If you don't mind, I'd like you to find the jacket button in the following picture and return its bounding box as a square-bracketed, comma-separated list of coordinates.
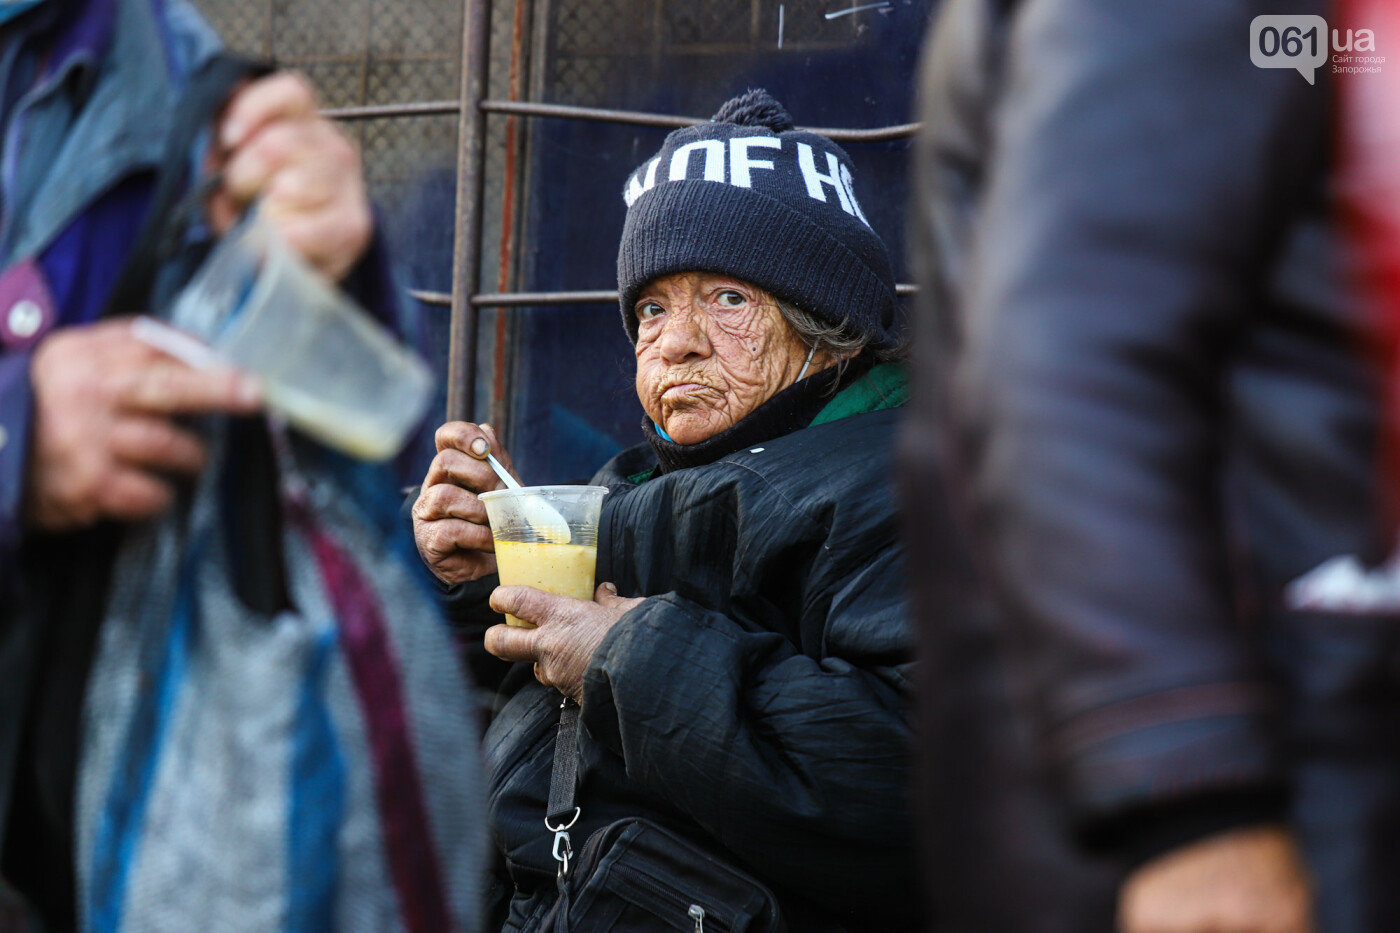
[7, 300, 42, 339]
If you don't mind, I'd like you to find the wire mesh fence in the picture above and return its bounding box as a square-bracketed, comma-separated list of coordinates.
[190, 0, 503, 455]
[192, 0, 465, 235]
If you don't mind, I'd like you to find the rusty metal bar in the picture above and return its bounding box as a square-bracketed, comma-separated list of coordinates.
[478, 99, 920, 141]
[446, 0, 492, 423]
[489, 0, 533, 437]
[412, 284, 919, 308]
[475, 289, 620, 306]
[795, 123, 921, 143]
[410, 289, 615, 307]
[322, 100, 461, 121]
[478, 99, 694, 129]
[410, 290, 452, 306]
[324, 98, 920, 143]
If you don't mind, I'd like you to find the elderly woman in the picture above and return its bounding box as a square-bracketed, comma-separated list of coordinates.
[413, 90, 913, 930]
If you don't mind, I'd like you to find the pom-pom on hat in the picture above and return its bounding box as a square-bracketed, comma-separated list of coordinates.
[616, 89, 897, 349]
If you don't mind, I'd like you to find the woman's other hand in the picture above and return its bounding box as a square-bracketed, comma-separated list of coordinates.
[485, 583, 645, 702]
[412, 421, 516, 585]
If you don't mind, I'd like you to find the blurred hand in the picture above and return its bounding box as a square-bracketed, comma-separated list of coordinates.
[210, 71, 371, 282]
[25, 319, 262, 531]
[485, 582, 646, 701]
[412, 421, 517, 585]
[1118, 825, 1314, 933]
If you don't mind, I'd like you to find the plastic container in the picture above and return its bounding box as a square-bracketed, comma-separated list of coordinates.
[168, 210, 433, 461]
[479, 485, 608, 627]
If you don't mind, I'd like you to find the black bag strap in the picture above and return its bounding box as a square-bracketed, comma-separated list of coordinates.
[546, 696, 582, 883]
[102, 54, 271, 318]
[547, 697, 581, 824]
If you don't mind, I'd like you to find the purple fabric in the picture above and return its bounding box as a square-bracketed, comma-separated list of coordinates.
[0, 258, 55, 350]
[0, 174, 152, 586]
[0, 262, 49, 552]
[38, 173, 153, 324]
[292, 500, 452, 933]
[40, 0, 114, 83]
[0, 0, 126, 586]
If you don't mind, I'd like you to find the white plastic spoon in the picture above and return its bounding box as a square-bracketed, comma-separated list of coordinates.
[482, 450, 571, 544]
[485, 452, 522, 489]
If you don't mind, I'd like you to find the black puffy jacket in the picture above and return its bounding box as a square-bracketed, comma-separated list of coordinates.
[906, 0, 1399, 929]
[452, 379, 915, 931]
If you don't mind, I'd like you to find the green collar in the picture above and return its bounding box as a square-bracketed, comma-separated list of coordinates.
[810, 361, 908, 426]
[625, 363, 907, 484]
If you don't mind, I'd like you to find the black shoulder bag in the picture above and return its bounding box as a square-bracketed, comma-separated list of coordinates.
[535, 698, 787, 933]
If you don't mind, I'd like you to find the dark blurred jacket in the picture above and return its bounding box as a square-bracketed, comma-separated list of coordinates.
[906, 0, 1399, 929]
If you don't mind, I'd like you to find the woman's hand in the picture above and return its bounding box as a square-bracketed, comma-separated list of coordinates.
[485, 582, 646, 702]
[412, 421, 517, 585]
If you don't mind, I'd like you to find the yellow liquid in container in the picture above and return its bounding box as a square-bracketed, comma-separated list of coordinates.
[263, 381, 401, 461]
[493, 541, 599, 627]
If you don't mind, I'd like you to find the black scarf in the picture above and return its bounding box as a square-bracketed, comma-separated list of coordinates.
[643, 357, 872, 475]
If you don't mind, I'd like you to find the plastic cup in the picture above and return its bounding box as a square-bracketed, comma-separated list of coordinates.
[167, 209, 433, 461]
[479, 485, 608, 627]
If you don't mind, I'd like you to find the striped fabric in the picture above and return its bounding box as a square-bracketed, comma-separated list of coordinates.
[75, 428, 483, 933]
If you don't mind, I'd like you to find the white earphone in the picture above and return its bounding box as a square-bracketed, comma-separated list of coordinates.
[796, 342, 818, 381]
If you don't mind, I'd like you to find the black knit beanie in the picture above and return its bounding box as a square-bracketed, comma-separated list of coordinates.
[616, 89, 897, 349]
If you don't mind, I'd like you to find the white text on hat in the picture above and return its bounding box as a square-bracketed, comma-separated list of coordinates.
[623, 135, 872, 228]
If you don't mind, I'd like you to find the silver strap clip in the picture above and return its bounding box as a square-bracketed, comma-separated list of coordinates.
[545, 806, 581, 878]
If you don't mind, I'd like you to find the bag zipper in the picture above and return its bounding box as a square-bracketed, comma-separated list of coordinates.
[608, 860, 735, 930]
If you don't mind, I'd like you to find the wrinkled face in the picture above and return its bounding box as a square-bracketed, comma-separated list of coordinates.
[633, 272, 827, 445]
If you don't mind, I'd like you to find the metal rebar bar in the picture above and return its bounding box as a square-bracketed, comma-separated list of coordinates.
[474, 289, 620, 306]
[796, 122, 922, 143]
[324, 99, 920, 142]
[478, 99, 694, 129]
[322, 100, 462, 121]
[411, 285, 919, 308]
[409, 290, 451, 306]
[477, 98, 920, 141]
[446, 0, 492, 423]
